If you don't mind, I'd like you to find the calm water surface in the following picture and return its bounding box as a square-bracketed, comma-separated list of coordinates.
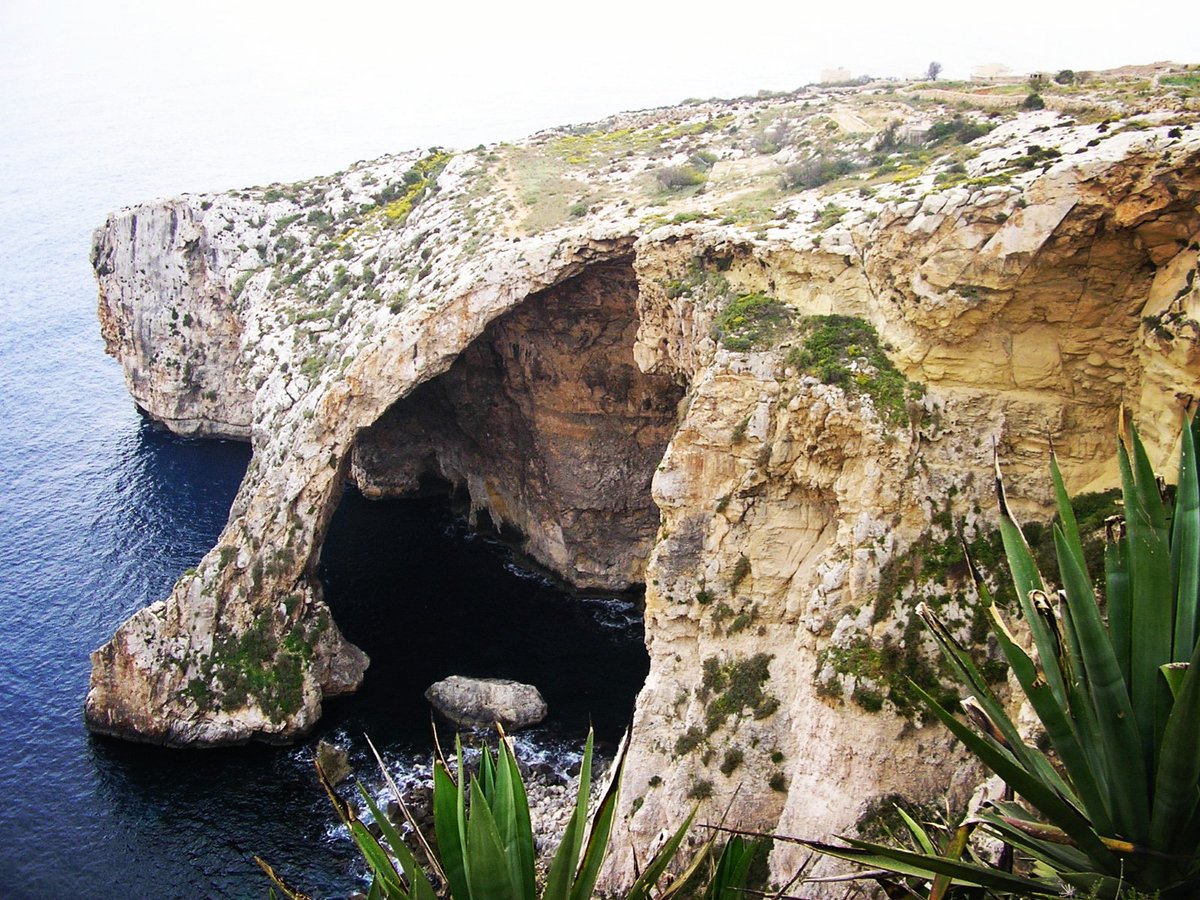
[0, 70, 647, 898]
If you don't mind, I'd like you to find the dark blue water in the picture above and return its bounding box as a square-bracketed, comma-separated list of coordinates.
[0, 68, 647, 899]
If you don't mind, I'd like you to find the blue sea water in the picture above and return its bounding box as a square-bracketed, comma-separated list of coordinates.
[0, 67, 646, 898]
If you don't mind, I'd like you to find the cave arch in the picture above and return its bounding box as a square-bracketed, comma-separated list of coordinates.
[340, 256, 687, 591]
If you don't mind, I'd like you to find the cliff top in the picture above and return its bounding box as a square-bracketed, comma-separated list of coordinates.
[130, 61, 1199, 412]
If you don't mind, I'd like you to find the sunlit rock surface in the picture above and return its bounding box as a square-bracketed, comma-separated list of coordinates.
[89, 64, 1200, 889]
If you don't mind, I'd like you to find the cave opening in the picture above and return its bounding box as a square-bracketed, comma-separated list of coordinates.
[317, 258, 686, 745]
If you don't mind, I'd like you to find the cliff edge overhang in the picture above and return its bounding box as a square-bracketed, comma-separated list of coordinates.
[88, 64, 1200, 886]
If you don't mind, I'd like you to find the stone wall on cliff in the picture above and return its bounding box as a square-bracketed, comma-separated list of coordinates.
[88, 69, 1200, 887]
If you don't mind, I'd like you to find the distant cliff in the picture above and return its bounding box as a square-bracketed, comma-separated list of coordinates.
[88, 63, 1200, 888]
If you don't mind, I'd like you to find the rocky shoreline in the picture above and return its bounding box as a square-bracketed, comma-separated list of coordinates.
[323, 733, 613, 893]
[88, 62, 1200, 889]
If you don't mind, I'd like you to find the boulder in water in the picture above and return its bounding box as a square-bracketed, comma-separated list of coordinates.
[425, 676, 548, 730]
[316, 739, 352, 785]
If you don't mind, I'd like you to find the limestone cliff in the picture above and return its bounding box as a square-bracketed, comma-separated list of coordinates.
[89, 65, 1200, 887]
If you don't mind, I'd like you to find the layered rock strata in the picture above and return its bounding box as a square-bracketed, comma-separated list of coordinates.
[88, 67, 1200, 886]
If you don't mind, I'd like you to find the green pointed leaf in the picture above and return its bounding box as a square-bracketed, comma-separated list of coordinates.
[1105, 527, 1132, 687]
[465, 780, 519, 900]
[895, 806, 937, 856]
[1172, 415, 1200, 660]
[1161, 663, 1190, 699]
[366, 734, 446, 885]
[930, 823, 971, 900]
[1150, 639, 1200, 854]
[785, 835, 1060, 894]
[624, 806, 697, 900]
[910, 679, 1118, 870]
[544, 730, 595, 900]
[543, 807, 584, 900]
[433, 759, 471, 900]
[1120, 425, 1174, 759]
[493, 738, 535, 899]
[567, 757, 623, 900]
[656, 836, 716, 900]
[1051, 448, 1089, 576]
[479, 742, 496, 802]
[704, 836, 761, 900]
[986, 604, 1109, 830]
[350, 821, 408, 898]
[1054, 525, 1151, 842]
[455, 738, 469, 886]
[977, 807, 1098, 875]
[996, 464, 1069, 708]
[921, 604, 1075, 801]
[356, 784, 438, 900]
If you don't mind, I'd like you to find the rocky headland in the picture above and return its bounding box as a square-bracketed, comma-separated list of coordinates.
[87, 63, 1200, 887]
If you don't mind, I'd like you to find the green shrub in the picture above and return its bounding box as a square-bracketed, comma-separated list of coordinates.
[713, 293, 793, 351]
[675, 725, 706, 757]
[817, 203, 848, 230]
[927, 117, 993, 145]
[1012, 144, 1062, 170]
[786, 315, 921, 426]
[655, 165, 707, 190]
[719, 748, 744, 776]
[1022, 92, 1046, 110]
[730, 554, 751, 591]
[781, 156, 855, 190]
[701, 653, 777, 734]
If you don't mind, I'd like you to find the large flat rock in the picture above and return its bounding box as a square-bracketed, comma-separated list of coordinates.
[425, 676, 548, 730]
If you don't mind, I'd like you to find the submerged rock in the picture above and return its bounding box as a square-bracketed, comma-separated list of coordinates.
[425, 676, 548, 730]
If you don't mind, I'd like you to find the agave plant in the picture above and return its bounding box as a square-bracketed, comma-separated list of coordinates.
[262, 727, 757, 899]
[793, 414, 1200, 898]
[432, 728, 628, 900]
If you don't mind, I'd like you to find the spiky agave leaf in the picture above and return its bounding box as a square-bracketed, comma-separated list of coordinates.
[776, 833, 1060, 896]
[542, 730, 597, 900]
[433, 737, 471, 900]
[355, 782, 438, 900]
[366, 734, 447, 886]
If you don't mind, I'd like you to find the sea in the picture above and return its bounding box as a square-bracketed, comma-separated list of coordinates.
[0, 67, 648, 898]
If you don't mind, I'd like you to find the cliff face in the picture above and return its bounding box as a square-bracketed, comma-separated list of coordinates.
[89, 67, 1200, 885]
[350, 258, 684, 589]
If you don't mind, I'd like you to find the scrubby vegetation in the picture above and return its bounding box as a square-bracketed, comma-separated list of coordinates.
[185, 606, 326, 723]
[781, 155, 856, 190]
[378, 151, 454, 225]
[699, 653, 779, 734]
[787, 315, 922, 426]
[713, 293, 793, 351]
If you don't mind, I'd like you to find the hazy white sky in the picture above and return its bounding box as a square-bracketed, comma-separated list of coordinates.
[2, 0, 1196, 192]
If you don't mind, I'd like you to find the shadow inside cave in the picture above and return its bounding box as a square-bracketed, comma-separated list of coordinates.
[315, 256, 689, 745]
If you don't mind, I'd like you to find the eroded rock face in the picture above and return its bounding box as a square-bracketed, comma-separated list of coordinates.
[93, 201, 255, 437]
[88, 72, 1200, 889]
[351, 259, 685, 588]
